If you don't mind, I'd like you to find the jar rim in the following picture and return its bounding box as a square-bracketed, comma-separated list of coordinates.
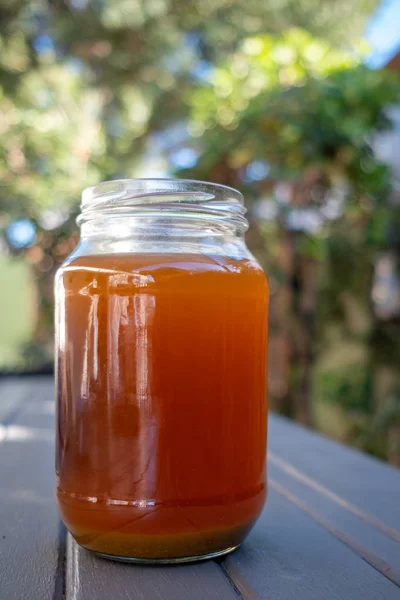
[82, 178, 244, 209]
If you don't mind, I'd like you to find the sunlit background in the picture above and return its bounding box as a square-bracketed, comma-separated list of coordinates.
[1, 0, 400, 464]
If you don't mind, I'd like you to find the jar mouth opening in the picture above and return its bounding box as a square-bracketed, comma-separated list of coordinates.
[82, 178, 244, 209]
[79, 178, 247, 232]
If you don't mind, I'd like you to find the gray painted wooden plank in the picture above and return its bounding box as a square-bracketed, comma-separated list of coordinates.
[0, 377, 40, 425]
[3, 377, 398, 599]
[15, 378, 55, 430]
[0, 378, 61, 600]
[222, 488, 400, 600]
[269, 462, 400, 585]
[268, 414, 400, 533]
[66, 535, 239, 600]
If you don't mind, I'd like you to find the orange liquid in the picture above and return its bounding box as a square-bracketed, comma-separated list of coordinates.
[56, 253, 268, 559]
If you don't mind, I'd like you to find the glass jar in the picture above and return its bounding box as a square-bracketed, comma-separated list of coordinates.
[55, 178, 269, 563]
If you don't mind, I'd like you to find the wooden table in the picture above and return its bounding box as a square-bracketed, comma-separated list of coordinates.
[1, 376, 399, 599]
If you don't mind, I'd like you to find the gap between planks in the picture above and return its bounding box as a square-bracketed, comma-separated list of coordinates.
[269, 451, 400, 544]
[269, 478, 400, 588]
[52, 522, 67, 600]
[217, 558, 265, 600]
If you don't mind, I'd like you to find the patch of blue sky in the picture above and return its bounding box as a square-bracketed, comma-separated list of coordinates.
[365, 0, 400, 68]
[32, 34, 55, 54]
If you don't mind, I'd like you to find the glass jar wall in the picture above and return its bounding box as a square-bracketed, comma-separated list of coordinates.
[55, 179, 269, 562]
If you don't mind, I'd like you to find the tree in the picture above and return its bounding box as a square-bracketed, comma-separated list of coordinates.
[0, 1, 381, 220]
[0, 2, 381, 368]
[176, 29, 400, 460]
[1, 2, 399, 462]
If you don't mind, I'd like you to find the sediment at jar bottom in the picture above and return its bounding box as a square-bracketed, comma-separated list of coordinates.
[58, 488, 266, 560]
[71, 521, 253, 560]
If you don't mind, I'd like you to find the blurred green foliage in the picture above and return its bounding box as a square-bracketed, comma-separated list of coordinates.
[178, 29, 400, 462]
[0, 0, 399, 462]
[0, 0, 379, 221]
[0, 256, 33, 367]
